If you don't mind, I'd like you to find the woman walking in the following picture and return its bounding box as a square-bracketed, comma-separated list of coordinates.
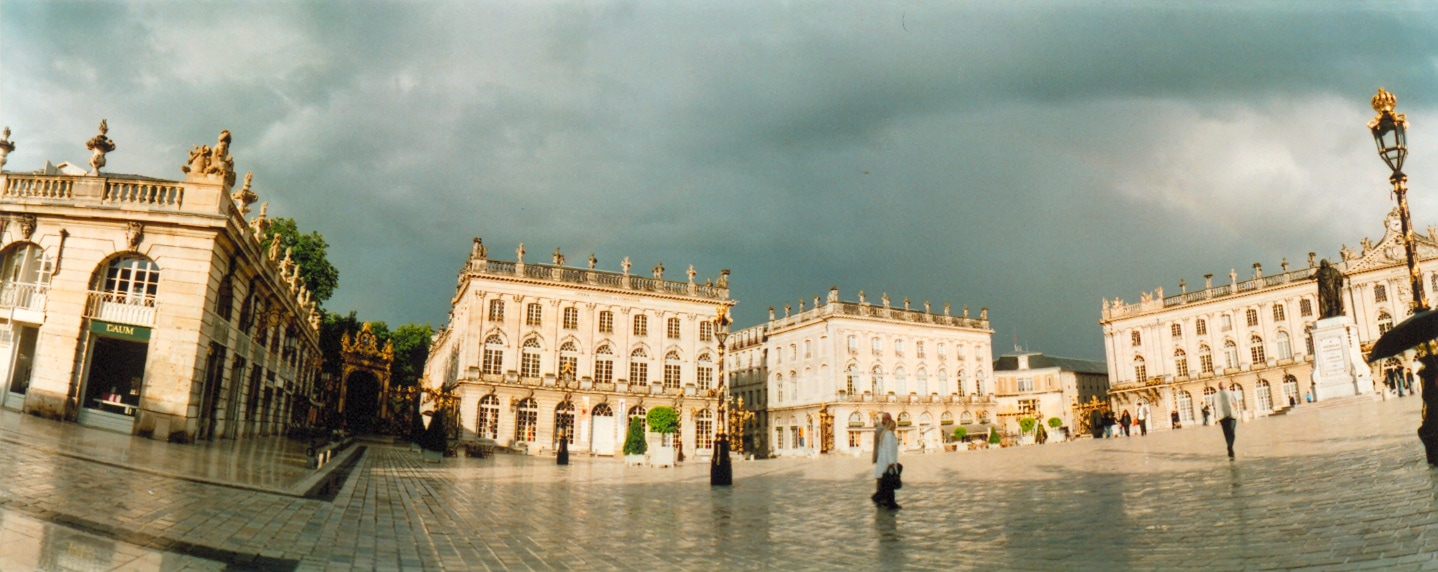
[871, 413, 901, 510]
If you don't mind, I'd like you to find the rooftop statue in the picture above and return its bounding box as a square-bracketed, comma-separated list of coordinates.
[207, 130, 235, 187]
[1315, 259, 1345, 319]
[552, 247, 565, 266]
[471, 237, 486, 259]
[0, 126, 15, 170]
[232, 172, 258, 215]
[85, 120, 116, 175]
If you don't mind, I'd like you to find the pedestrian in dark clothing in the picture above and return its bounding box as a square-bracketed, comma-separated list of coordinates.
[1215, 382, 1238, 459]
[1171, 409, 1180, 429]
[1201, 403, 1211, 425]
[1103, 410, 1116, 438]
[1119, 410, 1132, 437]
[1090, 409, 1104, 438]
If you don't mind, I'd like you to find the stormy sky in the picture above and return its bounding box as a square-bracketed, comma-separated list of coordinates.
[6, 2, 1438, 361]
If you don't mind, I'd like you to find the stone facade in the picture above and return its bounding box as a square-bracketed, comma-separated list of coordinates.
[1099, 209, 1429, 428]
[423, 242, 732, 458]
[726, 326, 770, 457]
[992, 352, 1109, 436]
[734, 288, 995, 457]
[0, 125, 322, 442]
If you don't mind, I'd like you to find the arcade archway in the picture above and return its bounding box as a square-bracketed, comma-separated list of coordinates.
[340, 323, 393, 434]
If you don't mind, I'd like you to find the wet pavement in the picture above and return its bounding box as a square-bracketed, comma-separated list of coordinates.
[0, 395, 1437, 569]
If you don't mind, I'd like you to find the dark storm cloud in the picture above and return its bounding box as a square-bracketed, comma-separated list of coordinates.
[7, 2, 1438, 359]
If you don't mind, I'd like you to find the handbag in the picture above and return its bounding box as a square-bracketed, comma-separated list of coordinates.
[883, 463, 903, 490]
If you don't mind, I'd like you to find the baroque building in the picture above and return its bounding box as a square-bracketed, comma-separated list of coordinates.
[733, 288, 994, 457]
[726, 326, 770, 457]
[0, 123, 322, 441]
[1099, 209, 1426, 428]
[422, 240, 732, 458]
[991, 352, 1109, 436]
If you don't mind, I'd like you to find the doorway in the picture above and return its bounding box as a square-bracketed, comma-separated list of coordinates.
[78, 335, 148, 433]
[344, 371, 381, 434]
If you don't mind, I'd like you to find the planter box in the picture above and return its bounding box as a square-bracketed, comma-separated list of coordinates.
[1019, 435, 1035, 446]
[625, 454, 645, 466]
[648, 446, 676, 468]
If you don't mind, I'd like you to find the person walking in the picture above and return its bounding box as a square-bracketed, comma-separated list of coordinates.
[1089, 408, 1104, 439]
[871, 413, 901, 510]
[1201, 403, 1211, 426]
[1215, 381, 1239, 459]
[1135, 402, 1150, 436]
[1119, 409, 1132, 437]
[1171, 408, 1180, 429]
[1104, 409, 1116, 438]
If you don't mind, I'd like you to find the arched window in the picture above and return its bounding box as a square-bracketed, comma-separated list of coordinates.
[1273, 304, 1286, 322]
[1173, 349, 1189, 378]
[1275, 331, 1292, 360]
[1131, 330, 1142, 347]
[1256, 380, 1273, 412]
[1378, 311, 1394, 335]
[1375, 284, 1388, 303]
[956, 368, 966, 395]
[696, 410, 714, 449]
[592, 403, 613, 417]
[554, 401, 575, 445]
[1249, 335, 1266, 364]
[1196, 318, 1208, 336]
[1176, 391, 1194, 423]
[960, 411, 973, 424]
[789, 371, 797, 403]
[477, 395, 499, 439]
[0, 243, 53, 311]
[845, 364, 859, 394]
[697, 353, 714, 390]
[871, 365, 885, 394]
[1223, 340, 1239, 369]
[628, 405, 647, 433]
[1133, 356, 1147, 383]
[976, 369, 987, 396]
[663, 350, 682, 390]
[1199, 345, 1214, 374]
[97, 255, 160, 303]
[1230, 384, 1247, 411]
[897, 412, 911, 427]
[1203, 386, 1217, 411]
[521, 338, 542, 378]
[775, 374, 784, 403]
[515, 398, 538, 442]
[594, 344, 614, 384]
[482, 334, 505, 375]
[917, 368, 929, 395]
[633, 314, 648, 336]
[849, 412, 864, 427]
[941, 411, 954, 425]
[629, 348, 649, 384]
[919, 412, 932, 426]
[894, 367, 908, 394]
[558, 341, 578, 382]
[1283, 375, 1300, 404]
[667, 317, 681, 340]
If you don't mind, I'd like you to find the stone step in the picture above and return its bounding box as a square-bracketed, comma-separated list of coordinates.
[1282, 393, 1381, 414]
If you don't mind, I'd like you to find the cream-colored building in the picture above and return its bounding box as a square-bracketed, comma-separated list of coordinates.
[423, 241, 731, 458]
[1100, 209, 1429, 428]
[992, 352, 1108, 436]
[0, 123, 322, 441]
[734, 287, 995, 457]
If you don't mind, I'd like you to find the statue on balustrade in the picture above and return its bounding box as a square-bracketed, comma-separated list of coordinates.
[1315, 259, 1345, 319]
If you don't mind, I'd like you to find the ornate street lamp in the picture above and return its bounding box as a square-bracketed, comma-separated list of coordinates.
[711, 305, 733, 486]
[1369, 87, 1426, 312]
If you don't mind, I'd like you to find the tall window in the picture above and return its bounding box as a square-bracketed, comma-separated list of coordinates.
[100, 256, 160, 301]
[526, 303, 542, 326]
[1, 244, 54, 310]
[956, 369, 965, 396]
[871, 337, 881, 355]
[515, 398, 538, 441]
[871, 365, 884, 394]
[1133, 356, 1147, 383]
[976, 370, 987, 395]
[664, 351, 682, 390]
[1017, 376, 1034, 392]
[848, 336, 858, 354]
[1378, 311, 1394, 335]
[1224, 340, 1239, 369]
[667, 317, 681, 340]
[1256, 380, 1273, 412]
[895, 367, 908, 394]
[696, 410, 714, 449]
[1300, 298, 1313, 317]
[699, 321, 713, 342]
[1174, 349, 1189, 378]
[554, 401, 575, 445]
[1195, 345, 1213, 374]
[1130, 331, 1141, 346]
[1245, 308, 1259, 327]
[776, 374, 784, 402]
[1221, 315, 1232, 331]
[488, 299, 504, 321]
[562, 307, 579, 330]
[916, 341, 925, 358]
[1275, 331, 1292, 360]
[1203, 386, 1217, 412]
[1171, 323, 1182, 339]
[629, 348, 648, 384]
[804, 339, 812, 358]
[1273, 304, 1286, 322]
[482, 335, 504, 375]
[1375, 284, 1388, 303]
[477, 395, 499, 439]
[845, 364, 858, 394]
[917, 368, 929, 395]
[558, 341, 578, 381]
[599, 310, 614, 333]
[633, 314, 648, 336]
[697, 354, 713, 389]
[594, 345, 614, 384]
[1177, 391, 1194, 423]
[1249, 336, 1266, 364]
[937, 342, 946, 359]
[1196, 318, 1208, 336]
[521, 338, 542, 378]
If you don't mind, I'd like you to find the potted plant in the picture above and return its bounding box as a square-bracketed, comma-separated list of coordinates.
[987, 427, 1001, 449]
[949, 426, 968, 452]
[646, 406, 679, 467]
[1047, 417, 1065, 442]
[1018, 417, 1037, 445]
[623, 417, 647, 465]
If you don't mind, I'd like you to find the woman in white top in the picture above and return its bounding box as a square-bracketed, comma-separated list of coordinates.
[871, 413, 901, 509]
[1214, 382, 1239, 459]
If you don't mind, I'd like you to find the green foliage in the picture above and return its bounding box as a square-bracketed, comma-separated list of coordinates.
[623, 417, 647, 455]
[952, 426, 968, 441]
[388, 322, 435, 388]
[261, 217, 339, 305]
[1048, 417, 1063, 428]
[1018, 417, 1037, 434]
[646, 407, 679, 434]
[988, 427, 1001, 444]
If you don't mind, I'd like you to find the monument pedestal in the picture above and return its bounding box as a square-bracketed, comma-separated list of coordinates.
[1310, 316, 1374, 401]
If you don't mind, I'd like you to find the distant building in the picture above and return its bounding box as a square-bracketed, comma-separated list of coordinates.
[1100, 209, 1421, 429]
[991, 352, 1107, 435]
[726, 326, 769, 457]
[423, 241, 732, 458]
[0, 124, 322, 441]
[732, 287, 995, 457]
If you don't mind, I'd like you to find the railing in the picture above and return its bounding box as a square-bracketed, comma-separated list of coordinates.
[471, 260, 729, 300]
[3, 176, 72, 200]
[595, 273, 622, 287]
[485, 261, 516, 275]
[0, 282, 47, 312]
[1106, 266, 1319, 320]
[104, 181, 183, 208]
[84, 290, 157, 327]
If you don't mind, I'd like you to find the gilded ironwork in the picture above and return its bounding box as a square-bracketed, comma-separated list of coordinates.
[339, 322, 396, 430]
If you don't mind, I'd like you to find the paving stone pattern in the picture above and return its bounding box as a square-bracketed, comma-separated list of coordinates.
[1, 395, 1438, 569]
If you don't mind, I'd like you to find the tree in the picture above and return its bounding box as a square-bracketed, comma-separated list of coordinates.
[1018, 417, 1037, 435]
[988, 427, 1001, 445]
[1048, 417, 1063, 429]
[647, 407, 679, 434]
[952, 426, 968, 442]
[261, 217, 339, 306]
[623, 417, 647, 456]
[388, 323, 435, 388]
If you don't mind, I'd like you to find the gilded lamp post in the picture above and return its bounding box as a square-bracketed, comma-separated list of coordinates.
[711, 305, 733, 486]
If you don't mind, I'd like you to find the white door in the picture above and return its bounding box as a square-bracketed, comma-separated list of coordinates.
[591, 415, 615, 455]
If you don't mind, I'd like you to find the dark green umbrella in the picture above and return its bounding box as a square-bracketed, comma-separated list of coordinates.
[1368, 308, 1438, 363]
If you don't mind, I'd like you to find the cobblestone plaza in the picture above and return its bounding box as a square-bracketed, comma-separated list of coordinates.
[0, 394, 1434, 570]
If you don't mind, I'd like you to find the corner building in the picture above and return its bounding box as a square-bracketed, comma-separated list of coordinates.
[1100, 209, 1426, 429]
[424, 241, 732, 458]
[0, 126, 322, 441]
[734, 288, 995, 457]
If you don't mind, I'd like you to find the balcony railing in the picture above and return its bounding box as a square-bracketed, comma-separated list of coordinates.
[0, 282, 47, 312]
[84, 290, 157, 327]
[472, 260, 729, 301]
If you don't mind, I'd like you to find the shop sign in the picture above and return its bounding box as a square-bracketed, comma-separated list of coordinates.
[90, 320, 152, 342]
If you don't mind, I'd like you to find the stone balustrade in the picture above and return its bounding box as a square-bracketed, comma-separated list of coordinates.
[1104, 266, 1318, 320]
[769, 300, 988, 331]
[471, 259, 729, 301]
[0, 174, 222, 217]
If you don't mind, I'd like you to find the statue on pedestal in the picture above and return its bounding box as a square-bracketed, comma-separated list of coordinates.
[1315, 259, 1345, 319]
